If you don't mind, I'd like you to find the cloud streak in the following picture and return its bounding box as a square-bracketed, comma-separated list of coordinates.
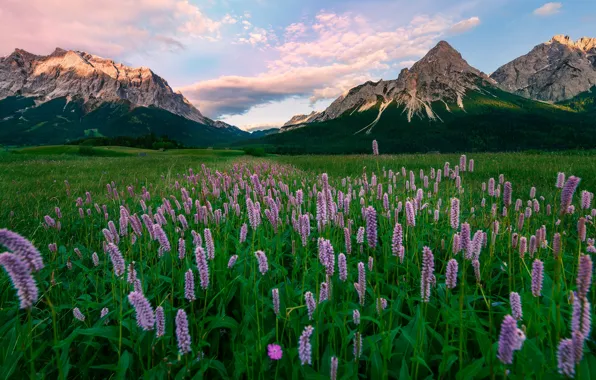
[533, 2, 562, 16]
[179, 12, 481, 118]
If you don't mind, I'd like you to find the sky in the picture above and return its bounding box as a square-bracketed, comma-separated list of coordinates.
[1, 0, 595, 130]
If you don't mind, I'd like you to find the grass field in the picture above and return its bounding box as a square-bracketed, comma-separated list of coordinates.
[0, 149, 594, 379]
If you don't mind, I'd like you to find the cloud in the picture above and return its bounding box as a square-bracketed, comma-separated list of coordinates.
[179, 11, 481, 117]
[533, 2, 562, 16]
[0, 0, 225, 57]
[448, 16, 480, 34]
[285, 23, 308, 39]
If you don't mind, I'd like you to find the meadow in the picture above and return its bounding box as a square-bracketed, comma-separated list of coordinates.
[0, 147, 595, 379]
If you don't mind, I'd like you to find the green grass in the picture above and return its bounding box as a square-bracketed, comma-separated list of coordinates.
[0, 151, 595, 379]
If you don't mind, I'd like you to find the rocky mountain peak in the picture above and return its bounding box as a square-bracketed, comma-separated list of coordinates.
[0, 47, 232, 126]
[549, 34, 574, 46]
[491, 35, 596, 102]
[283, 40, 494, 130]
[548, 35, 596, 52]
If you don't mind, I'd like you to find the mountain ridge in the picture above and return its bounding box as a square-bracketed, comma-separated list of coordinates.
[0, 47, 236, 129]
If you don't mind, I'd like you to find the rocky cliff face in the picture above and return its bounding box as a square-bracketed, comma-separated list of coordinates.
[490, 35, 596, 102]
[282, 41, 495, 132]
[282, 111, 321, 127]
[0, 47, 229, 127]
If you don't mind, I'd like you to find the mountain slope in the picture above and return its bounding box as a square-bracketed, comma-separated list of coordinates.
[490, 35, 596, 102]
[266, 41, 596, 154]
[0, 96, 248, 146]
[0, 48, 246, 145]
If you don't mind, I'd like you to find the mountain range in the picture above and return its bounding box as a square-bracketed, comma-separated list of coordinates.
[2, 35, 596, 152]
[0, 48, 248, 146]
[267, 35, 596, 153]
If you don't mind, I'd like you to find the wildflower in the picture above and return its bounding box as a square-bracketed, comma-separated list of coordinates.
[178, 238, 186, 260]
[330, 356, 338, 380]
[127, 262, 137, 284]
[503, 182, 512, 206]
[204, 228, 215, 259]
[267, 344, 283, 360]
[497, 315, 526, 364]
[0, 252, 39, 309]
[255, 250, 269, 275]
[531, 260, 544, 297]
[421, 247, 435, 303]
[344, 227, 351, 254]
[0, 229, 44, 272]
[353, 309, 361, 325]
[305, 291, 316, 320]
[134, 279, 142, 293]
[152, 224, 171, 252]
[175, 309, 192, 355]
[372, 140, 379, 155]
[73, 307, 86, 321]
[553, 233, 561, 259]
[357, 262, 366, 305]
[405, 201, 416, 227]
[560, 176, 581, 213]
[581, 190, 592, 209]
[445, 259, 458, 289]
[239, 223, 248, 243]
[519, 237, 527, 258]
[128, 291, 155, 330]
[338, 253, 347, 281]
[227, 255, 238, 269]
[556, 172, 565, 188]
[450, 198, 460, 229]
[578, 217, 586, 242]
[155, 306, 165, 337]
[356, 227, 365, 244]
[557, 338, 575, 377]
[510, 292, 523, 320]
[298, 325, 314, 365]
[184, 269, 196, 301]
[577, 254, 592, 299]
[106, 243, 125, 277]
[365, 206, 378, 249]
[195, 247, 209, 290]
[319, 282, 329, 302]
[392, 223, 403, 257]
[272, 288, 280, 316]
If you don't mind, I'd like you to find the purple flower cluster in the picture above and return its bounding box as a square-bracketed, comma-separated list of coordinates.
[497, 315, 526, 364]
[445, 259, 458, 289]
[195, 247, 210, 290]
[127, 291, 155, 331]
[531, 259, 544, 297]
[255, 250, 269, 275]
[305, 291, 316, 320]
[0, 252, 39, 309]
[365, 206, 377, 249]
[107, 243, 125, 277]
[420, 247, 435, 302]
[175, 309, 192, 355]
[298, 325, 314, 365]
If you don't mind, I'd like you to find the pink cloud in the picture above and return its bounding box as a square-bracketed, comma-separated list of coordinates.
[181, 11, 480, 117]
[448, 16, 481, 34]
[0, 0, 223, 57]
